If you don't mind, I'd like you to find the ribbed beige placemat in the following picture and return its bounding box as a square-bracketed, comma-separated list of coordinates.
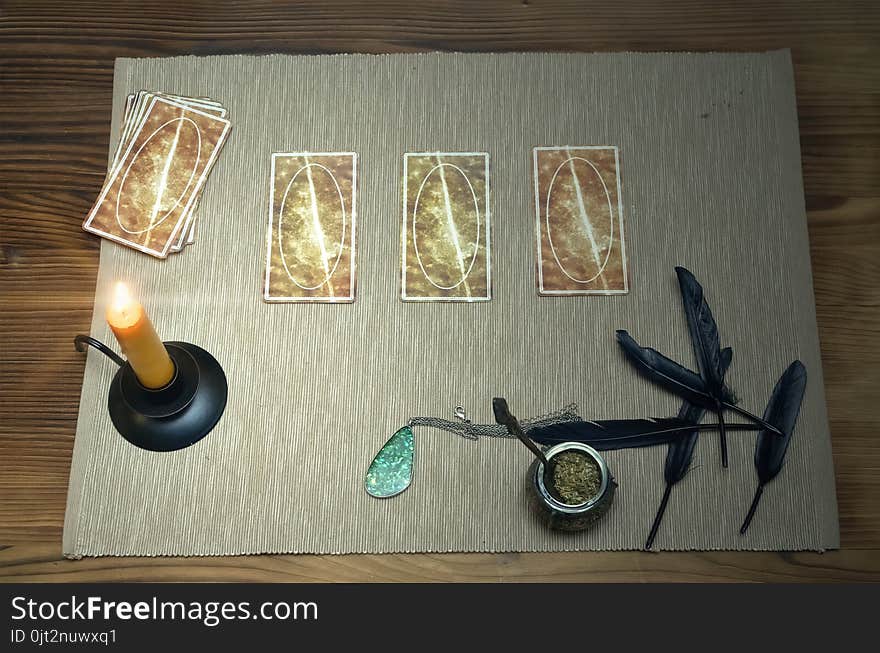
[63, 51, 838, 557]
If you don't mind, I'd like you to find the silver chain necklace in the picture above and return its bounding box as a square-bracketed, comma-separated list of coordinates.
[408, 403, 581, 441]
[365, 403, 582, 498]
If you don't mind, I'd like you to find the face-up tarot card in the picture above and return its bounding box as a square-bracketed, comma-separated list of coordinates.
[400, 152, 491, 302]
[264, 152, 358, 303]
[83, 96, 231, 258]
[533, 146, 627, 295]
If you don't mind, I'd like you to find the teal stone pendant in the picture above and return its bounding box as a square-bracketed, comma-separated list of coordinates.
[365, 426, 415, 498]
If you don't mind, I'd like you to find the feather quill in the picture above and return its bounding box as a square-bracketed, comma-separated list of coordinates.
[740, 360, 807, 534]
[676, 266, 737, 467]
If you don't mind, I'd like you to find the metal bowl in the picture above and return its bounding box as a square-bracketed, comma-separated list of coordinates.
[528, 441, 616, 531]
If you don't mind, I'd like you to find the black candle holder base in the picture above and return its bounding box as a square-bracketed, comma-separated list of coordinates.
[75, 336, 227, 452]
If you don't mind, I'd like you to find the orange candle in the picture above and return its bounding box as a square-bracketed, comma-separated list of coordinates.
[106, 282, 175, 389]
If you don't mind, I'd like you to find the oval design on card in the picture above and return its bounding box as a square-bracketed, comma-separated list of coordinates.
[115, 117, 202, 235]
[546, 157, 614, 284]
[412, 163, 481, 290]
[278, 163, 347, 291]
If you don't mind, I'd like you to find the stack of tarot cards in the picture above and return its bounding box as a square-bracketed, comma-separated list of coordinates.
[82, 91, 232, 259]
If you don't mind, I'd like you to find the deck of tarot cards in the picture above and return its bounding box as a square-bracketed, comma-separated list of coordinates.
[82, 91, 231, 258]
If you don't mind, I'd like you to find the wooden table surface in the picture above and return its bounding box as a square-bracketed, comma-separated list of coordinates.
[1, 0, 878, 582]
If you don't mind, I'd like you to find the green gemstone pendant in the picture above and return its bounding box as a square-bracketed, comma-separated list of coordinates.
[365, 426, 415, 498]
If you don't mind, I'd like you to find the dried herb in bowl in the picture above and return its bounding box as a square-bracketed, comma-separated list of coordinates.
[551, 451, 601, 505]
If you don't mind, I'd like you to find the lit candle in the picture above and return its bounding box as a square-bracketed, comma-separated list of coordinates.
[106, 282, 175, 389]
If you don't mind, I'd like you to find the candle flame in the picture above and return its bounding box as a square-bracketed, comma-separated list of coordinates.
[112, 282, 135, 315]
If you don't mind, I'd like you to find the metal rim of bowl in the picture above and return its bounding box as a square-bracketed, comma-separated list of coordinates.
[535, 442, 610, 514]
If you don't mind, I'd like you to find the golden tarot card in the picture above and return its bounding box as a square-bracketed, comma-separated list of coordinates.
[264, 152, 358, 303]
[401, 152, 491, 302]
[109, 91, 229, 254]
[83, 96, 231, 258]
[533, 146, 628, 295]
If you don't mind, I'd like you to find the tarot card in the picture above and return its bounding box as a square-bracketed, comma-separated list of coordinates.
[113, 92, 153, 166]
[115, 93, 227, 253]
[169, 200, 199, 252]
[170, 207, 199, 252]
[168, 215, 197, 253]
[264, 152, 358, 303]
[83, 96, 231, 258]
[101, 91, 229, 255]
[160, 93, 226, 117]
[533, 146, 628, 295]
[400, 152, 491, 302]
[110, 94, 136, 169]
[112, 91, 226, 187]
[165, 100, 227, 252]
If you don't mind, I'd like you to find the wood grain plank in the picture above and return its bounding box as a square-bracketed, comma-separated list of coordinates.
[1, 544, 878, 583]
[1, 0, 878, 581]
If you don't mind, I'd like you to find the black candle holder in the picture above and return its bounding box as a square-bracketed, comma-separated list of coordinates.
[74, 335, 227, 452]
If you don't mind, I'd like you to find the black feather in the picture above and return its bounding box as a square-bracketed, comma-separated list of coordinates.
[645, 351, 733, 549]
[740, 360, 807, 534]
[616, 330, 720, 408]
[720, 346, 733, 371]
[664, 402, 706, 486]
[675, 266, 728, 396]
[529, 418, 696, 451]
[675, 266, 738, 466]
